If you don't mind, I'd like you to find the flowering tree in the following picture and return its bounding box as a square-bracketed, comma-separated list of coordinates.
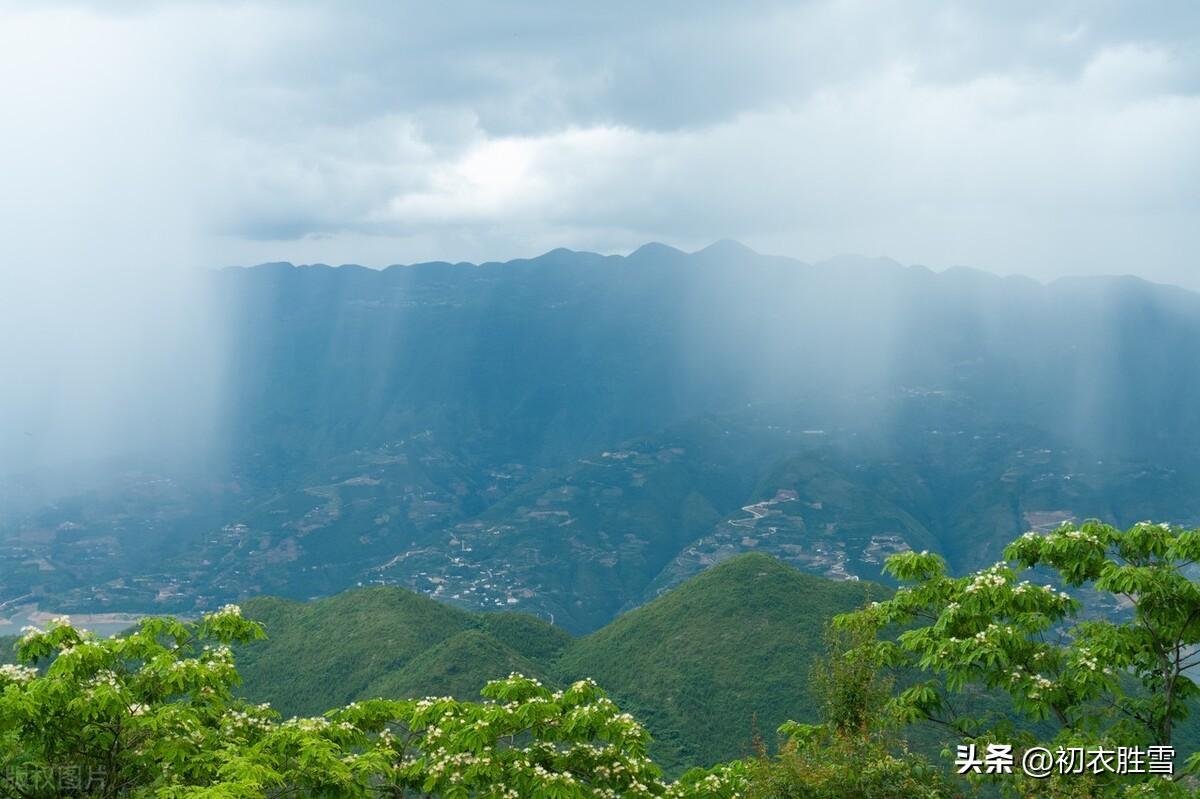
[842, 520, 1200, 795]
[0, 609, 747, 798]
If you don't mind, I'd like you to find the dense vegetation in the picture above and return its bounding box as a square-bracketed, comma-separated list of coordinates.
[841, 519, 1200, 797]
[0, 609, 748, 797]
[554, 554, 876, 769]
[234, 589, 568, 714]
[5, 522, 1200, 796]
[234, 554, 876, 774]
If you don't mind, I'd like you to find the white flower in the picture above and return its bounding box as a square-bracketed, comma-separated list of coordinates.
[204, 603, 243, 621]
[0, 664, 37, 684]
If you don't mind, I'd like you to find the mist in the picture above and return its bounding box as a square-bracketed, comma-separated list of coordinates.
[0, 269, 228, 475]
[0, 5, 228, 482]
[2, 1, 1198, 499]
[3, 10, 1200, 783]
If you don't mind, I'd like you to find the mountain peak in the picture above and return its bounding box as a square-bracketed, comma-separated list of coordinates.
[693, 239, 758, 259]
[628, 242, 686, 260]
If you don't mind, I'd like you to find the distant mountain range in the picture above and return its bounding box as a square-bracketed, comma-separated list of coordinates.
[3, 243, 1199, 632]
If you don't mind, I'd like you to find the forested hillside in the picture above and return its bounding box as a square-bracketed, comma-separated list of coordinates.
[234, 587, 568, 715]
[234, 553, 876, 773]
[9, 522, 1200, 797]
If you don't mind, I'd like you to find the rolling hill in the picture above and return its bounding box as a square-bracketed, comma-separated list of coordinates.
[234, 588, 568, 714]
[555, 552, 878, 769]
[234, 553, 879, 774]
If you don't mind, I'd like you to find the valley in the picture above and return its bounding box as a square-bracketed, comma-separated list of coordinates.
[5, 395, 1198, 635]
[4, 245, 1200, 635]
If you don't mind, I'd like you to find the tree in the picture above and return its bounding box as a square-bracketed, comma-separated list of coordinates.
[745, 617, 952, 799]
[0, 609, 747, 798]
[808, 617, 893, 739]
[842, 519, 1200, 796]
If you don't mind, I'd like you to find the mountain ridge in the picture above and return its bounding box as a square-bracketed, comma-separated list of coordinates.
[6, 241, 1200, 639]
[226, 243, 1200, 304]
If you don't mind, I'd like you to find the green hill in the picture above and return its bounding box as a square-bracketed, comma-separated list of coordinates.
[362, 629, 555, 700]
[232, 553, 878, 774]
[235, 588, 569, 714]
[0, 635, 15, 664]
[556, 552, 879, 769]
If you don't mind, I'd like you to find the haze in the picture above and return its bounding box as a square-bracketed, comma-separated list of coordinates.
[2, 1, 1199, 473]
[1, 1, 1197, 278]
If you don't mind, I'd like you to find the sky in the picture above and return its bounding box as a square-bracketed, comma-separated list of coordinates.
[0, 0, 1197, 286]
[2, 0, 1200, 471]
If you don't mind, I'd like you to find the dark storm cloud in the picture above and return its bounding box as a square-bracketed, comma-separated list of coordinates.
[2, 0, 1199, 282]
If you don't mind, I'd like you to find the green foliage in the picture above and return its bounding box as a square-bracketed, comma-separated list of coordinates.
[1, 607, 271, 797]
[1007, 520, 1200, 745]
[0, 612, 747, 797]
[9, 531, 1200, 797]
[843, 520, 1200, 796]
[808, 616, 893, 738]
[536, 553, 879, 772]
[234, 589, 568, 716]
[231, 553, 880, 776]
[475, 614, 574, 663]
[746, 737, 952, 799]
[746, 618, 953, 798]
[0, 638, 14, 666]
[363, 629, 551, 700]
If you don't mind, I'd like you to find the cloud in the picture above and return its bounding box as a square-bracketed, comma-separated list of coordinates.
[1, 0, 1197, 474]
[1, 0, 1199, 284]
